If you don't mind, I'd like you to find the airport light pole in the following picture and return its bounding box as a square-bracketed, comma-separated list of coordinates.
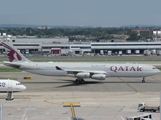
[0, 103, 2, 120]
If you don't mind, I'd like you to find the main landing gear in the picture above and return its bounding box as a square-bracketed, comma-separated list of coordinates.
[142, 77, 145, 83]
[6, 91, 14, 100]
[75, 78, 85, 84]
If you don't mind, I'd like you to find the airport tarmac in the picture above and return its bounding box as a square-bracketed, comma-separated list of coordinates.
[0, 71, 160, 120]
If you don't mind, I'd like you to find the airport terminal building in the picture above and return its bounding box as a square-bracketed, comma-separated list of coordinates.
[0, 38, 161, 56]
[91, 42, 161, 55]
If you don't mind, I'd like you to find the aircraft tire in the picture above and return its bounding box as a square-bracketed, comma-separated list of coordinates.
[6, 98, 13, 101]
[76, 79, 80, 84]
[142, 80, 145, 83]
[81, 79, 85, 84]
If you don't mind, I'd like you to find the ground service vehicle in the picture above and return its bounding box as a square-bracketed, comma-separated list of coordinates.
[138, 102, 160, 112]
[126, 113, 152, 120]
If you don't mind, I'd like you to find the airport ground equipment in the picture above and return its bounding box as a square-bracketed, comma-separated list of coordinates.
[63, 102, 81, 120]
[126, 113, 152, 120]
[23, 76, 31, 80]
[138, 102, 160, 112]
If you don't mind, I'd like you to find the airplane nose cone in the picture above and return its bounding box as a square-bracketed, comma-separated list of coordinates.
[156, 69, 160, 74]
[158, 69, 160, 73]
[21, 85, 26, 91]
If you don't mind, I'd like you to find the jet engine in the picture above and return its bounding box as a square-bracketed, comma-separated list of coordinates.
[91, 74, 106, 80]
[75, 73, 106, 80]
[76, 73, 90, 78]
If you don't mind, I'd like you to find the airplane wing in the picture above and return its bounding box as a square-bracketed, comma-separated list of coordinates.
[55, 66, 106, 74]
[3, 61, 21, 68]
[55, 66, 109, 80]
[65, 70, 107, 74]
[65, 69, 108, 80]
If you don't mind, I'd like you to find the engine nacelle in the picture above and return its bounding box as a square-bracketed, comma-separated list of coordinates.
[91, 74, 106, 80]
[76, 73, 90, 78]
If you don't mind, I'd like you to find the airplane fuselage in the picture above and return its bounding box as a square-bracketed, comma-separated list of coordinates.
[0, 79, 26, 92]
[13, 62, 160, 78]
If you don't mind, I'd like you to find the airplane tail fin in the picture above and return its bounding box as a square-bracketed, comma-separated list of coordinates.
[2, 42, 31, 62]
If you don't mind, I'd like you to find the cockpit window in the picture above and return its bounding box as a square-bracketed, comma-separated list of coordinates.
[16, 83, 21, 85]
[153, 67, 157, 69]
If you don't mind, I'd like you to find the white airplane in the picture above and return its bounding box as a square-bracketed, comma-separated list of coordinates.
[1, 42, 160, 83]
[0, 79, 26, 100]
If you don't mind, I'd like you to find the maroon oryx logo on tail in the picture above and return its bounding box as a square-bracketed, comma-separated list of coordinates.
[2, 42, 22, 62]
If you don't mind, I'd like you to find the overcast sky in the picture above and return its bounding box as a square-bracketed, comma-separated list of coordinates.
[0, 0, 160, 27]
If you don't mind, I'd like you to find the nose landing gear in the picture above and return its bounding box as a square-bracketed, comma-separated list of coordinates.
[142, 77, 145, 83]
[6, 91, 14, 100]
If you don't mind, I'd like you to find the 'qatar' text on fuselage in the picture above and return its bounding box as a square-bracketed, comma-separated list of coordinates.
[110, 66, 142, 72]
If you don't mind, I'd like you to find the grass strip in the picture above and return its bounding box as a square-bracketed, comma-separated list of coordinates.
[0, 77, 17, 80]
[0, 68, 21, 72]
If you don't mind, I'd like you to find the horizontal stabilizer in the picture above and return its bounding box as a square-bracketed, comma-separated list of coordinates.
[3, 61, 21, 68]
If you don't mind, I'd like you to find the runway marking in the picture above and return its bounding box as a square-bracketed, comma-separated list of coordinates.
[31, 93, 138, 100]
[28, 86, 44, 89]
[118, 77, 138, 93]
[44, 100, 60, 105]
[120, 116, 125, 120]
[7, 74, 12, 77]
[151, 76, 160, 81]
[21, 108, 28, 120]
[44, 100, 52, 104]
[21, 108, 36, 120]
[24, 95, 33, 99]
